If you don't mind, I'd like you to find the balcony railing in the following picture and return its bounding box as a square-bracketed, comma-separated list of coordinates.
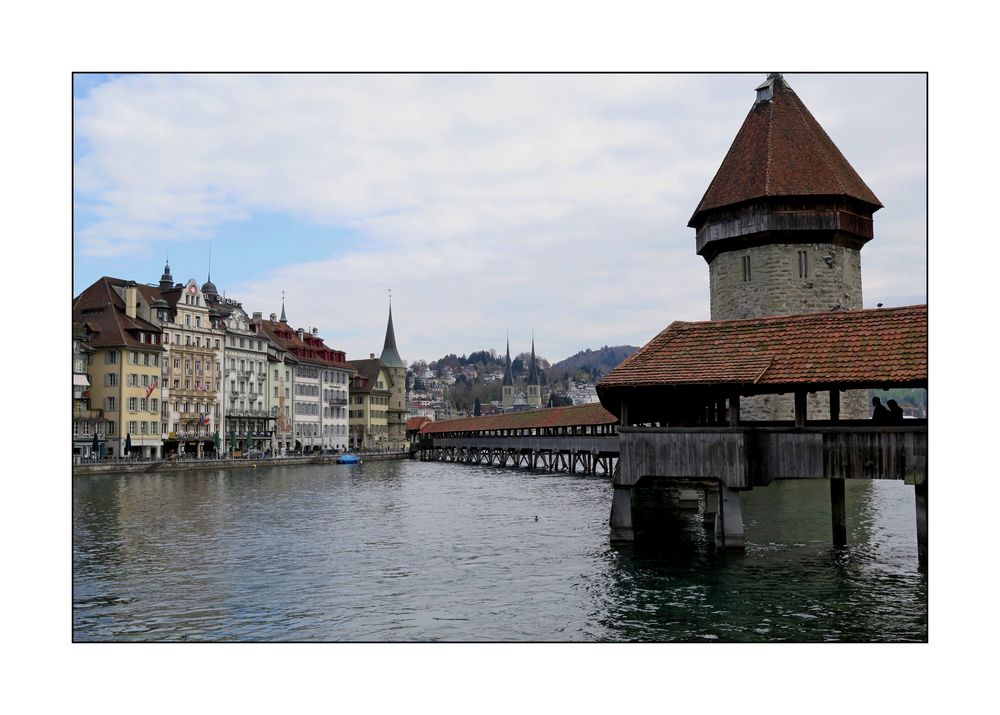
[73, 409, 105, 420]
[226, 409, 273, 419]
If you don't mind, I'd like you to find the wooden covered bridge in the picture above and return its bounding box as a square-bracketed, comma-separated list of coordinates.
[597, 304, 928, 566]
[416, 402, 620, 475]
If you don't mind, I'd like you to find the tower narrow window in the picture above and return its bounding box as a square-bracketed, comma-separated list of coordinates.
[798, 250, 809, 278]
[742, 255, 752, 282]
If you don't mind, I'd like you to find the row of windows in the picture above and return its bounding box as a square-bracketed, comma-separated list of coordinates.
[295, 383, 320, 397]
[125, 397, 159, 413]
[227, 336, 267, 351]
[170, 379, 220, 392]
[128, 351, 160, 366]
[295, 402, 320, 416]
[126, 373, 157, 387]
[172, 357, 218, 374]
[229, 358, 266, 373]
[126, 420, 159, 435]
[324, 407, 346, 419]
[165, 332, 221, 349]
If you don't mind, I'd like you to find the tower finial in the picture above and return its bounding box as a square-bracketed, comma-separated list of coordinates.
[280, 290, 287, 323]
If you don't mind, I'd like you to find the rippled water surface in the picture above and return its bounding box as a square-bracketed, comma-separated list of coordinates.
[73, 460, 927, 641]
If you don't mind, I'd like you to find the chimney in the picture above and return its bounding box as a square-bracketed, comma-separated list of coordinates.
[253, 311, 262, 321]
[370, 353, 375, 359]
[297, 328, 304, 340]
[312, 328, 319, 336]
[124, 282, 138, 320]
[270, 313, 277, 321]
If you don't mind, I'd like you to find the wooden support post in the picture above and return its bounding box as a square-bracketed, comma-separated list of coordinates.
[702, 487, 718, 528]
[915, 480, 928, 571]
[728, 393, 740, 427]
[830, 389, 840, 423]
[715, 486, 745, 550]
[610, 486, 634, 541]
[794, 390, 807, 428]
[830, 478, 847, 547]
[620, 401, 629, 427]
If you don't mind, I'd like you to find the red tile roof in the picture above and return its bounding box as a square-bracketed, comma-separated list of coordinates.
[689, 75, 882, 227]
[420, 402, 617, 435]
[406, 416, 433, 432]
[256, 319, 351, 369]
[599, 305, 927, 391]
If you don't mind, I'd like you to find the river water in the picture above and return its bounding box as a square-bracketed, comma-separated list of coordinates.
[72, 459, 927, 642]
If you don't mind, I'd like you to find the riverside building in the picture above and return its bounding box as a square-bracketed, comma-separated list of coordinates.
[152, 265, 225, 458]
[379, 304, 408, 451]
[257, 304, 352, 453]
[216, 299, 275, 453]
[346, 356, 393, 450]
[73, 277, 166, 459]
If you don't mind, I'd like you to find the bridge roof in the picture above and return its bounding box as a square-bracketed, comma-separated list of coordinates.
[599, 305, 927, 393]
[420, 402, 617, 434]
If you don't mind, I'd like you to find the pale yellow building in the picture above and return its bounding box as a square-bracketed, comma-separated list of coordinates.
[73, 278, 166, 459]
[346, 357, 392, 451]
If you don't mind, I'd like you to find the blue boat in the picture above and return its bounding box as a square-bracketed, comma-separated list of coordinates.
[336, 454, 362, 464]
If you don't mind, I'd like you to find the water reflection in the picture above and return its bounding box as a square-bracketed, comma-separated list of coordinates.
[74, 463, 926, 642]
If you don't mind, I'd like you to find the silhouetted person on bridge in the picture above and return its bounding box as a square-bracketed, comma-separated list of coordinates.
[872, 397, 891, 425]
[887, 399, 904, 424]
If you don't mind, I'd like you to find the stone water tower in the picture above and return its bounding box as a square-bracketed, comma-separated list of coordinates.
[689, 73, 883, 420]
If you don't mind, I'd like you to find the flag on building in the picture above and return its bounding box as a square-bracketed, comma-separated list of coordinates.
[146, 377, 158, 398]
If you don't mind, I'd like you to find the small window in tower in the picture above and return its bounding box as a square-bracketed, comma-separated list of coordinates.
[798, 250, 809, 278]
[742, 255, 752, 282]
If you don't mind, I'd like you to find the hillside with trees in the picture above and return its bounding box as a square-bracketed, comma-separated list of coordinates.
[548, 345, 638, 383]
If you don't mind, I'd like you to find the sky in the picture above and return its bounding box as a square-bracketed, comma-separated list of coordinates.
[72, 72, 927, 365]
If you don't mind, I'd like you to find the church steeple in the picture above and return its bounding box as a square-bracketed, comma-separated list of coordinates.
[280, 291, 287, 323]
[159, 260, 173, 291]
[526, 331, 541, 408]
[527, 332, 539, 385]
[380, 297, 406, 369]
[502, 330, 515, 411]
[502, 331, 514, 387]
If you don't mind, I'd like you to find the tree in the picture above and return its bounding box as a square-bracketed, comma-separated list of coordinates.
[474, 397, 482, 416]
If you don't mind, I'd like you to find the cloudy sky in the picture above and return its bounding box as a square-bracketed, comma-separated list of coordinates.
[72, 72, 926, 364]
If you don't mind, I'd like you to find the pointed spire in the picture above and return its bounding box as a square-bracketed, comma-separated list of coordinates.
[527, 330, 540, 385]
[280, 291, 287, 323]
[380, 292, 405, 368]
[503, 329, 514, 386]
[159, 259, 173, 291]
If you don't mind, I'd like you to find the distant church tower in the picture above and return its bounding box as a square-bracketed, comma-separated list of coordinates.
[690, 74, 883, 420]
[502, 333, 515, 411]
[380, 300, 408, 449]
[525, 334, 542, 409]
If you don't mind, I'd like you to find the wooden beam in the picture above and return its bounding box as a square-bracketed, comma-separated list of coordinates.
[794, 390, 807, 428]
[830, 389, 840, 422]
[831, 478, 847, 546]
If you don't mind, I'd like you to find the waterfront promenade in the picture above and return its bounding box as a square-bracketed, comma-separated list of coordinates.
[73, 450, 410, 477]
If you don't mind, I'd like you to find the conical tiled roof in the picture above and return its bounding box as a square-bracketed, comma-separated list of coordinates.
[689, 74, 882, 228]
[380, 305, 406, 369]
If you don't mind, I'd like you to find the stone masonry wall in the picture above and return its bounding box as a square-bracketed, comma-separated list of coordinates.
[710, 242, 868, 420]
[710, 243, 862, 320]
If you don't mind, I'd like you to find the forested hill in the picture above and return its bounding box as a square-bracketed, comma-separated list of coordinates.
[549, 345, 638, 380]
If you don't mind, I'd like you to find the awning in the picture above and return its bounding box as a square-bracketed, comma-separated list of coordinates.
[73, 374, 90, 386]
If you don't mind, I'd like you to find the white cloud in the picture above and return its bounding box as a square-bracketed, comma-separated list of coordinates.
[74, 73, 926, 361]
